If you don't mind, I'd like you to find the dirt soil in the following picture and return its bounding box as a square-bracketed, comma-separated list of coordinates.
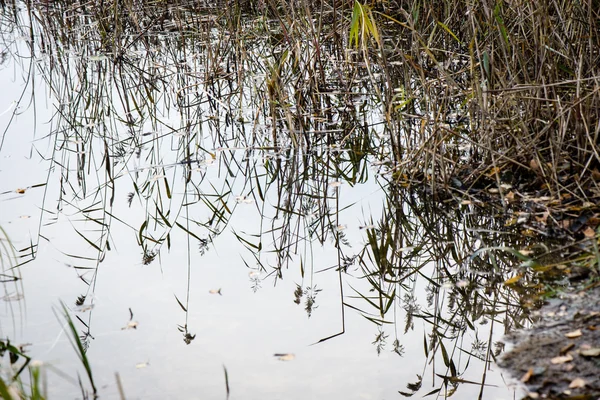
[499, 286, 600, 399]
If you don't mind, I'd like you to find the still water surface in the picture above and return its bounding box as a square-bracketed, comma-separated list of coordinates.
[0, 3, 528, 398]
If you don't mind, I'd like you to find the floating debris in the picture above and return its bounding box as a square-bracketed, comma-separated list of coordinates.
[1, 293, 24, 302]
[235, 195, 254, 204]
[209, 288, 222, 295]
[274, 353, 295, 361]
[122, 321, 139, 330]
[74, 304, 94, 312]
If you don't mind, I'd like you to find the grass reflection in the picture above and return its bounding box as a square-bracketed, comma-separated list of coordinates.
[0, 0, 569, 397]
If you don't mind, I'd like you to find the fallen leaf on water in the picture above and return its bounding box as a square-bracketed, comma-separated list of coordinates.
[75, 304, 94, 312]
[359, 224, 376, 230]
[579, 347, 600, 357]
[568, 378, 586, 389]
[550, 354, 573, 364]
[520, 368, 533, 383]
[235, 195, 254, 204]
[122, 321, 139, 330]
[565, 329, 582, 338]
[209, 288, 222, 295]
[274, 353, 295, 361]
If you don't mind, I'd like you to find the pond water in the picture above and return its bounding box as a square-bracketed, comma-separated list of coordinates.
[0, 2, 532, 399]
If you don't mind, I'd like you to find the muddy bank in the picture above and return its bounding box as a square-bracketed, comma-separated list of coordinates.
[499, 285, 600, 399]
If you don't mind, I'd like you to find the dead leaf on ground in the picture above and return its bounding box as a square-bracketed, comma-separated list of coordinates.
[520, 368, 533, 383]
[568, 378, 586, 389]
[565, 329, 582, 338]
[505, 191, 516, 203]
[535, 212, 549, 224]
[550, 354, 573, 364]
[560, 343, 575, 355]
[583, 226, 596, 238]
[579, 347, 600, 357]
[529, 159, 542, 174]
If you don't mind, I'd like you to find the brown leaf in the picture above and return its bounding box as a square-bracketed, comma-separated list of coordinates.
[486, 166, 501, 177]
[583, 226, 596, 238]
[529, 159, 542, 175]
[560, 343, 575, 355]
[565, 329, 582, 338]
[520, 368, 533, 383]
[15, 188, 26, 194]
[550, 354, 573, 364]
[568, 378, 586, 389]
[505, 191, 516, 203]
[535, 212, 549, 224]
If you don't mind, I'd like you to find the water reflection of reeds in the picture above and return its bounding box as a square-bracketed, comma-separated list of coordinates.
[0, 0, 563, 397]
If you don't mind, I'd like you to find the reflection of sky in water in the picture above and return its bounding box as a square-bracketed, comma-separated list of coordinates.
[0, 35, 523, 400]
